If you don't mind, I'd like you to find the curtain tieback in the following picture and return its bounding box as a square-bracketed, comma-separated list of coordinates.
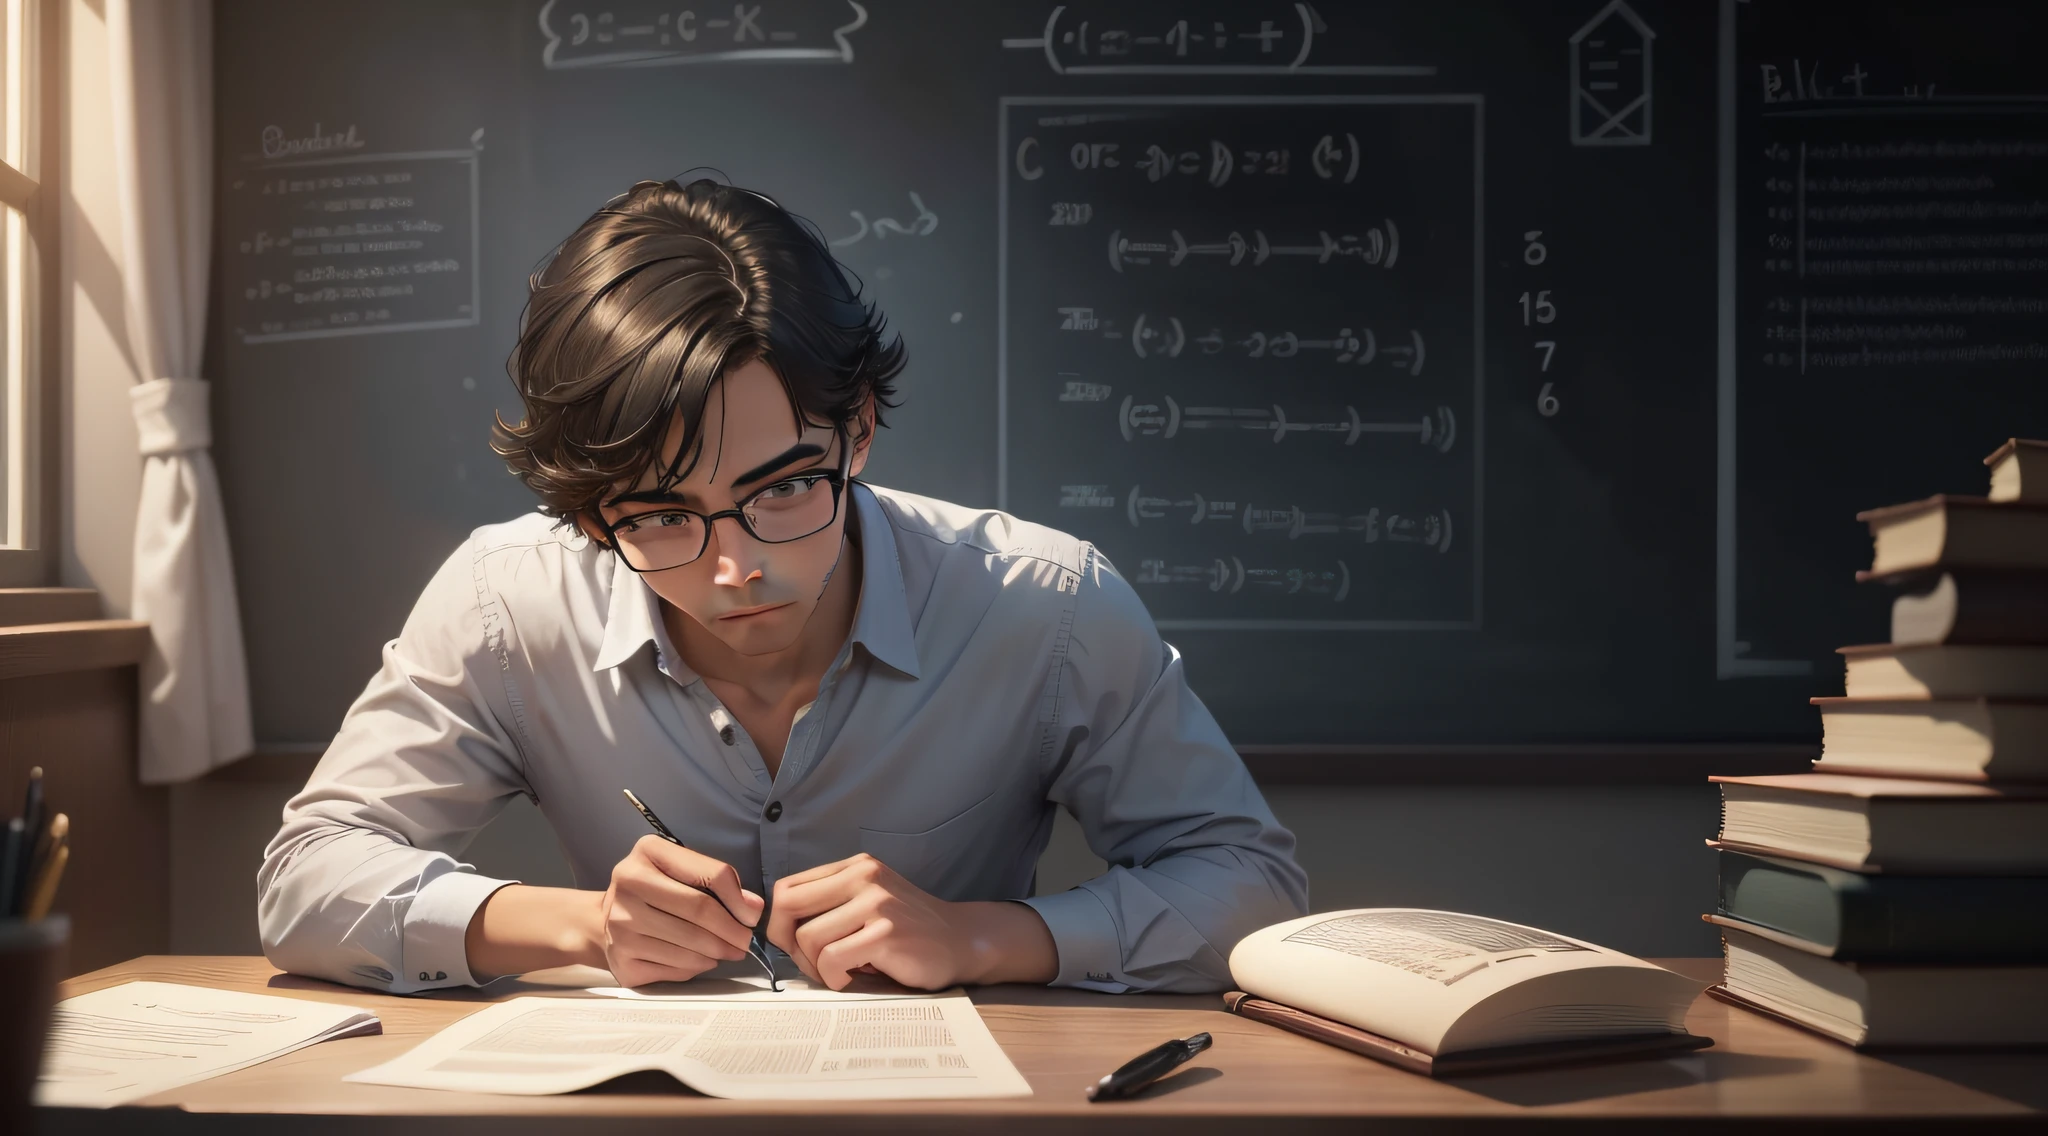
[131, 377, 212, 456]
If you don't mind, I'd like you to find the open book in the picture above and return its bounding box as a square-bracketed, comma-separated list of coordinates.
[1227, 909, 1709, 1075]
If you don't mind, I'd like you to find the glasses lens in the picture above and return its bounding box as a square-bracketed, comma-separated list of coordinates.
[743, 476, 838, 542]
[613, 510, 705, 571]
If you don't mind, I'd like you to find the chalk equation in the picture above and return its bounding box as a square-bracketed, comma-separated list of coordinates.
[1743, 71, 2048, 373]
[1002, 3, 1435, 77]
[1136, 556, 1350, 601]
[1016, 131, 1368, 185]
[538, 0, 867, 69]
[227, 129, 481, 344]
[1116, 397, 1456, 452]
[1057, 483, 1454, 551]
[1107, 225, 1398, 272]
[1002, 96, 1480, 629]
[1058, 309, 1427, 369]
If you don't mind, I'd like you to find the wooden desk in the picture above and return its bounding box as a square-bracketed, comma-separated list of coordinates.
[37, 956, 2048, 1134]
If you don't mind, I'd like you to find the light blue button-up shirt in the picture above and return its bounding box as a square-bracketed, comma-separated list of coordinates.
[258, 483, 1307, 995]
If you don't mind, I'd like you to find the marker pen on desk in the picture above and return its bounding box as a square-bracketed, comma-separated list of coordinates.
[1086, 1032, 1213, 1102]
[621, 789, 781, 990]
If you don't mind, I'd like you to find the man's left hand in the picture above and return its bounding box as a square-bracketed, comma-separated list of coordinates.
[765, 853, 1058, 990]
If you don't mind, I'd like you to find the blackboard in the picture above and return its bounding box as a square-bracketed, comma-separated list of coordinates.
[210, 0, 2048, 750]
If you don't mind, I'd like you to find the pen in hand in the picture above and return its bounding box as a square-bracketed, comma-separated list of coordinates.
[1086, 1032, 1213, 1102]
[621, 789, 781, 991]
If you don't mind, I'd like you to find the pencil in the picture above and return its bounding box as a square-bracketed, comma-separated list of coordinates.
[24, 812, 67, 914]
[25, 842, 67, 921]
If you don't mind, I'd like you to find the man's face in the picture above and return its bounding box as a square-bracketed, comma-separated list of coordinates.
[588, 358, 869, 658]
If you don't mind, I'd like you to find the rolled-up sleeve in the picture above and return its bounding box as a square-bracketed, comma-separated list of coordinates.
[1023, 547, 1309, 993]
[257, 537, 529, 994]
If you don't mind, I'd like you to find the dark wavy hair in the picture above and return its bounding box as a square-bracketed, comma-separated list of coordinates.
[492, 177, 904, 522]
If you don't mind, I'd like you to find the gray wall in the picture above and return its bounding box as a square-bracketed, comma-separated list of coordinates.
[172, 778, 1721, 962]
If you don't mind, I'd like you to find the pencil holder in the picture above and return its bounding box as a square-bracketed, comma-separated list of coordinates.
[0, 915, 67, 1128]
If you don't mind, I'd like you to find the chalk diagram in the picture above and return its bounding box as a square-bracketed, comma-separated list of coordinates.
[1570, 0, 1655, 146]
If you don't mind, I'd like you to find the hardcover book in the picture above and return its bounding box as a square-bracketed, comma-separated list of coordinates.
[1710, 773, 2048, 873]
[1713, 925, 2048, 1049]
[1711, 849, 2048, 961]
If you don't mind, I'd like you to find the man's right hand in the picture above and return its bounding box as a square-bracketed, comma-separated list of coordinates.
[599, 834, 765, 986]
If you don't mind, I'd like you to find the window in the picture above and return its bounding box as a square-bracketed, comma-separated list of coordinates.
[0, 0, 48, 583]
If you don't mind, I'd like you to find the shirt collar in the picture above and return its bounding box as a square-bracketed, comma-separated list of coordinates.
[589, 482, 921, 680]
[844, 482, 921, 680]
[592, 551, 668, 673]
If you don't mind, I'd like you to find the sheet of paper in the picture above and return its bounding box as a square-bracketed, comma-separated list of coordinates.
[585, 972, 935, 1001]
[346, 992, 1032, 1100]
[38, 981, 381, 1108]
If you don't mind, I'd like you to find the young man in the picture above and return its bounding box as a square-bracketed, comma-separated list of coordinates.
[259, 178, 1306, 995]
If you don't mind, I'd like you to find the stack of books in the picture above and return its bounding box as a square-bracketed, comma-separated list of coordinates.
[1705, 438, 2048, 1049]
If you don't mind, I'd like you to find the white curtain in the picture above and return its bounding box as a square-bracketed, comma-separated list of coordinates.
[109, 0, 253, 783]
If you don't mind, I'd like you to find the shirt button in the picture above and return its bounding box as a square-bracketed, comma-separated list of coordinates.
[436, 971, 447, 981]
[765, 801, 784, 822]
[719, 725, 735, 746]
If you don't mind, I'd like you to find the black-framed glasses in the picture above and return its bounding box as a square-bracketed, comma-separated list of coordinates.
[599, 436, 853, 573]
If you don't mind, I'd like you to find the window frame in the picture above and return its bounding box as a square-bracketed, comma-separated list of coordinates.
[0, 0, 58, 586]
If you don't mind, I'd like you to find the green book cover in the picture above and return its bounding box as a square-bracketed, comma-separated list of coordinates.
[1716, 849, 2048, 961]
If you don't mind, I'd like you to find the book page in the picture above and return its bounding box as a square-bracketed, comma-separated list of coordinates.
[38, 981, 380, 1108]
[345, 992, 1031, 1100]
[1230, 909, 1690, 1054]
[1280, 909, 1597, 986]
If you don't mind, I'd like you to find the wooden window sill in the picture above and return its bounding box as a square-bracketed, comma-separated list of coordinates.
[0, 587, 102, 627]
[0, 619, 149, 680]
